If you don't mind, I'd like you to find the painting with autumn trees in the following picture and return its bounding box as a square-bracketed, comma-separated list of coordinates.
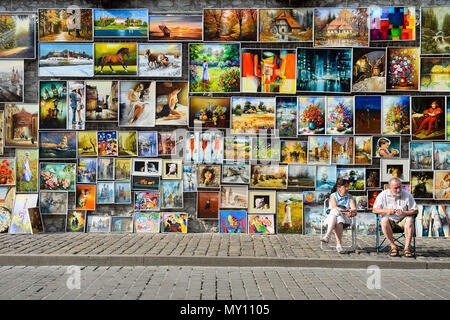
[314, 8, 369, 47]
[259, 9, 313, 42]
[203, 9, 257, 41]
[39, 9, 93, 42]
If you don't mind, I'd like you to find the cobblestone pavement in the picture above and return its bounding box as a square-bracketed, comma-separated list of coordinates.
[0, 265, 448, 300]
[0, 233, 448, 262]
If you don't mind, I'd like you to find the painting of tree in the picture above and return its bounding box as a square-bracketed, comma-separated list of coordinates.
[203, 9, 257, 41]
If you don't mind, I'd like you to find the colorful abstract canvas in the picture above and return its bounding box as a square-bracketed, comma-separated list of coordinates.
[370, 7, 415, 41]
[134, 212, 160, 233]
[219, 211, 246, 233]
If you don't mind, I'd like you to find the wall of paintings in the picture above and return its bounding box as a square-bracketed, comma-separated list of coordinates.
[0, 1, 449, 237]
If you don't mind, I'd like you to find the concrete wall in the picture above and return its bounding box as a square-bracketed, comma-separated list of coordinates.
[1, 0, 446, 232]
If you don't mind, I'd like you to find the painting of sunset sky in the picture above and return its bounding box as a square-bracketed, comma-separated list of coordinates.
[149, 15, 202, 41]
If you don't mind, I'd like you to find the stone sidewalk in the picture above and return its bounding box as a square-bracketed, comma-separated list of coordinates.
[0, 233, 448, 269]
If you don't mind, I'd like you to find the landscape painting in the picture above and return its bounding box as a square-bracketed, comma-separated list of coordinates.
[354, 136, 372, 165]
[114, 182, 131, 204]
[296, 48, 352, 93]
[5, 104, 38, 147]
[331, 136, 354, 165]
[189, 97, 231, 129]
[98, 158, 114, 180]
[111, 217, 133, 233]
[410, 142, 433, 170]
[370, 7, 415, 41]
[160, 180, 183, 209]
[281, 140, 307, 164]
[77, 131, 97, 157]
[149, 14, 202, 41]
[38, 43, 93, 77]
[241, 49, 297, 93]
[94, 43, 138, 76]
[114, 158, 131, 180]
[259, 9, 313, 42]
[386, 47, 420, 91]
[0, 14, 35, 59]
[352, 48, 386, 92]
[0, 60, 24, 103]
[203, 9, 257, 41]
[231, 97, 275, 135]
[86, 80, 119, 121]
[277, 192, 303, 234]
[250, 164, 287, 189]
[421, 7, 450, 55]
[223, 136, 251, 161]
[222, 163, 250, 184]
[354, 96, 381, 134]
[77, 157, 97, 183]
[38, 9, 93, 42]
[288, 164, 315, 188]
[39, 80, 67, 130]
[94, 9, 148, 38]
[189, 43, 240, 93]
[39, 131, 76, 159]
[86, 216, 110, 232]
[307, 136, 331, 165]
[138, 43, 182, 77]
[316, 165, 336, 190]
[420, 57, 450, 92]
[314, 8, 369, 47]
[433, 142, 450, 170]
[119, 81, 155, 127]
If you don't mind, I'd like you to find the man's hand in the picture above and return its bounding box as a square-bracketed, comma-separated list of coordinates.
[395, 209, 404, 216]
[388, 209, 396, 215]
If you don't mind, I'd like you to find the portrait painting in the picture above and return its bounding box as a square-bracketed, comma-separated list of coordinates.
[420, 57, 450, 92]
[97, 131, 118, 156]
[155, 81, 188, 125]
[134, 212, 160, 233]
[85, 81, 119, 121]
[220, 185, 247, 209]
[119, 81, 155, 127]
[421, 7, 450, 55]
[248, 215, 275, 234]
[118, 131, 137, 157]
[288, 164, 315, 188]
[411, 96, 446, 140]
[138, 43, 182, 77]
[368, 190, 382, 209]
[410, 171, 434, 199]
[307, 136, 331, 165]
[160, 180, 183, 209]
[386, 47, 420, 91]
[354, 96, 381, 134]
[5, 103, 38, 147]
[189, 97, 231, 129]
[86, 215, 110, 233]
[354, 136, 372, 165]
[370, 7, 415, 41]
[76, 184, 96, 210]
[203, 9, 257, 41]
[382, 96, 411, 135]
[410, 141, 433, 170]
[259, 9, 313, 42]
[316, 165, 336, 191]
[314, 8, 369, 47]
[38, 43, 94, 77]
[39, 80, 67, 130]
[277, 192, 303, 234]
[67, 81, 86, 130]
[15, 149, 38, 192]
[111, 216, 133, 233]
[39, 9, 93, 42]
[161, 212, 187, 233]
[352, 48, 386, 92]
[281, 140, 307, 164]
[149, 14, 202, 41]
[241, 49, 297, 94]
[162, 159, 182, 180]
[231, 97, 276, 135]
[221, 163, 250, 185]
[248, 190, 276, 214]
[39, 191, 67, 214]
[94, 9, 148, 38]
[39, 162, 76, 192]
[296, 48, 352, 93]
[65, 211, 86, 233]
[434, 171, 450, 200]
[0, 14, 35, 59]
[94, 43, 138, 76]
[138, 131, 158, 157]
[197, 191, 219, 220]
[0, 60, 23, 103]
[189, 43, 240, 93]
[97, 157, 114, 180]
[219, 211, 246, 233]
[297, 96, 326, 135]
[326, 96, 354, 135]
[96, 181, 114, 204]
[372, 136, 401, 158]
[197, 165, 221, 188]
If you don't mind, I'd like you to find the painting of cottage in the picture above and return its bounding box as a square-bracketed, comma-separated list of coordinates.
[259, 9, 313, 42]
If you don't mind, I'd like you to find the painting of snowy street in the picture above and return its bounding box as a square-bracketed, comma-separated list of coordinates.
[38, 43, 94, 77]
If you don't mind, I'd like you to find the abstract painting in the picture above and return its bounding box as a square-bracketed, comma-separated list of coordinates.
[370, 7, 415, 41]
[134, 212, 160, 233]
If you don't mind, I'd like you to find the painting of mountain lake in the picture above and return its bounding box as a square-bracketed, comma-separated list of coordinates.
[149, 15, 203, 41]
[39, 131, 76, 159]
[38, 43, 93, 77]
[94, 9, 148, 38]
[0, 14, 35, 59]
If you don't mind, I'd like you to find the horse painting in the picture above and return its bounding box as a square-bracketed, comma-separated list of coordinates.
[97, 47, 130, 73]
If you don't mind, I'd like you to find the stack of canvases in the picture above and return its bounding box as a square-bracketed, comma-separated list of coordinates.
[0, 7, 448, 237]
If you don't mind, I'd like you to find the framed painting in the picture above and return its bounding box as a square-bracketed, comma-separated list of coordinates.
[39, 191, 67, 214]
[39, 131, 76, 160]
[411, 96, 446, 140]
[420, 57, 450, 92]
[97, 157, 114, 180]
[251, 137, 280, 161]
[188, 97, 231, 129]
[277, 192, 303, 234]
[85, 80, 119, 122]
[93, 9, 148, 38]
[410, 171, 434, 199]
[39, 80, 67, 130]
[118, 131, 137, 157]
[134, 191, 160, 211]
[96, 181, 114, 204]
[231, 97, 276, 135]
[28, 207, 43, 232]
[380, 159, 410, 182]
[39, 162, 76, 192]
[386, 47, 420, 91]
[281, 140, 307, 164]
[297, 96, 326, 135]
[219, 210, 246, 233]
[114, 158, 131, 181]
[307, 136, 331, 165]
[182, 165, 197, 192]
[0, 13, 35, 59]
[326, 96, 354, 135]
[119, 81, 155, 127]
[158, 131, 176, 156]
[67, 81, 86, 130]
[354, 136, 372, 165]
[0, 158, 15, 186]
[276, 97, 297, 137]
[356, 213, 376, 235]
[162, 159, 182, 180]
[94, 43, 137, 76]
[149, 14, 203, 41]
[155, 81, 188, 125]
[355, 196, 368, 211]
[337, 168, 365, 191]
[38, 9, 93, 42]
[248, 215, 275, 234]
[132, 158, 162, 177]
[138, 131, 158, 157]
[410, 141, 433, 170]
[259, 8, 313, 42]
[8, 193, 38, 234]
[185, 131, 223, 163]
[354, 96, 381, 135]
[5, 103, 38, 147]
[138, 43, 182, 77]
[331, 136, 354, 165]
[15, 149, 38, 193]
[197, 165, 221, 188]
[189, 43, 240, 93]
[97, 131, 118, 156]
[161, 212, 187, 233]
[433, 142, 450, 170]
[203, 9, 257, 41]
[77, 131, 97, 157]
[372, 136, 401, 158]
[38, 43, 94, 77]
[248, 190, 276, 214]
[223, 136, 251, 162]
[65, 210, 86, 232]
[220, 185, 247, 209]
[111, 216, 133, 233]
[435, 171, 450, 200]
[197, 191, 219, 220]
[114, 182, 131, 204]
[352, 48, 386, 92]
[315, 165, 336, 191]
[132, 176, 159, 191]
[369, 7, 415, 41]
[76, 184, 96, 210]
[288, 164, 315, 188]
[160, 180, 183, 209]
[381, 96, 411, 135]
[250, 164, 287, 189]
[86, 215, 110, 233]
[221, 163, 250, 184]
[0, 60, 23, 103]
[134, 212, 160, 233]
[421, 7, 450, 55]
[416, 205, 450, 237]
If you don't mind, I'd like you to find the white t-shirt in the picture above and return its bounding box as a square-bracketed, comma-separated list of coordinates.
[373, 189, 418, 223]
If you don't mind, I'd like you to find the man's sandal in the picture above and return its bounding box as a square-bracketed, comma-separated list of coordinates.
[389, 248, 399, 257]
[404, 248, 413, 258]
